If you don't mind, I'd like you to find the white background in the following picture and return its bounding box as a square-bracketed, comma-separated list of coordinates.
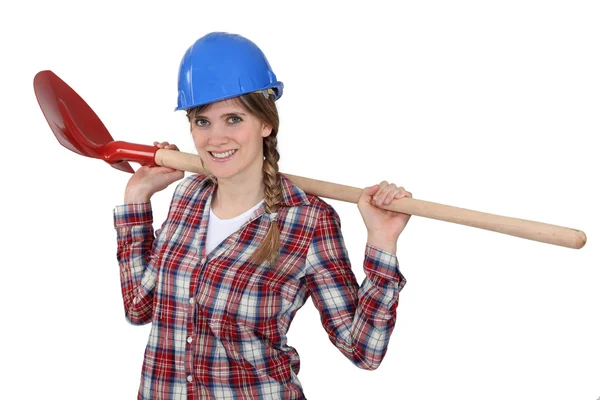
[1, 1, 598, 399]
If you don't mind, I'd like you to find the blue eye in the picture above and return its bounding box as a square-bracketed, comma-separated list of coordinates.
[228, 116, 242, 124]
[195, 118, 209, 127]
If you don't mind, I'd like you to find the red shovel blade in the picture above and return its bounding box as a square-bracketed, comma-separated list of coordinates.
[33, 70, 136, 173]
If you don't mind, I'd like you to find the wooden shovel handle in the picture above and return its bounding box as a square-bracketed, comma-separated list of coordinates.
[155, 149, 587, 249]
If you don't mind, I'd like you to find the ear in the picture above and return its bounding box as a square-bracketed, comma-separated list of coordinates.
[261, 122, 273, 138]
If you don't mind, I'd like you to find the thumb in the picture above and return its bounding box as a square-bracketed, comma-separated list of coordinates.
[361, 184, 379, 200]
[366, 184, 378, 194]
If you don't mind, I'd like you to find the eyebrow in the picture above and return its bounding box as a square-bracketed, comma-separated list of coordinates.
[196, 112, 247, 119]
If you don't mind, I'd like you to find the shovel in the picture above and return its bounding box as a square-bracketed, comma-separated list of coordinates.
[33, 70, 587, 250]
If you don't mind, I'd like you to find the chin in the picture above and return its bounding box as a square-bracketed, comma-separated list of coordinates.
[210, 167, 241, 181]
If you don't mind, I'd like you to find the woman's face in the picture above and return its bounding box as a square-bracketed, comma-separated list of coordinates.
[190, 98, 271, 182]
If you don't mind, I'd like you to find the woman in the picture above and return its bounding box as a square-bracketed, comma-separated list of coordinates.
[114, 32, 412, 400]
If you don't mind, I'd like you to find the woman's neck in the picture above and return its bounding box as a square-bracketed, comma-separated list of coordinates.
[211, 178, 265, 219]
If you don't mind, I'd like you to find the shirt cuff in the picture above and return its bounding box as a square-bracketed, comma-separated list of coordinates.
[113, 201, 153, 227]
[364, 243, 406, 287]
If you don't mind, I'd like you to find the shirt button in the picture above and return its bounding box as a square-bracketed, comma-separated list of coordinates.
[187, 336, 193, 344]
[187, 375, 193, 383]
[201, 258, 206, 265]
[189, 297, 195, 305]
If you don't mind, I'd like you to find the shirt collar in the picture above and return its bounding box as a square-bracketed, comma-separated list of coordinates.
[279, 173, 311, 207]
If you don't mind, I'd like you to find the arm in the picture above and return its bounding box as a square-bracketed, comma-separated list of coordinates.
[113, 142, 185, 325]
[304, 204, 406, 370]
[113, 201, 169, 325]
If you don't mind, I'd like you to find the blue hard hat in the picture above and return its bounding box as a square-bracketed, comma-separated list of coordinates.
[175, 32, 284, 111]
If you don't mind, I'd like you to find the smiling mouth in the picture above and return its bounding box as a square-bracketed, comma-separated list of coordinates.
[209, 149, 238, 162]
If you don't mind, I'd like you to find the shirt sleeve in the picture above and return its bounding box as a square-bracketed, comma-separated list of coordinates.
[113, 200, 169, 326]
[303, 203, 407, 370]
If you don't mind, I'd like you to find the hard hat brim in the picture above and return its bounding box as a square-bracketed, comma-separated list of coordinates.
[174, 81, 284, 112]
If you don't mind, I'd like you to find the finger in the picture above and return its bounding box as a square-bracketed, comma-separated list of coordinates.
[361, 185, 379, 206]
[385, 187, 407, 204]
[391, 189, 411, 203]
[363, 184, 379, 198]
[372, 180, 389, 201]
[382, 184, 400, 204]
[392, 188, 406, 197]
[377, 183, 397, 205]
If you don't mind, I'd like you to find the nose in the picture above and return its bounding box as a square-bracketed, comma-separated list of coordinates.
[206, 128, 231, 147]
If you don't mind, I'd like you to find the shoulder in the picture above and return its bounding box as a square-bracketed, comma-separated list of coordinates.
[304, 193, 337, 216]
[162, 174, 213, 220]
[281, 174, 339, 222]
[280, 173, 336, 216]
[307, 195, 342, 230]
[279, 174, 341, 226]
[173, 173, 213, 198]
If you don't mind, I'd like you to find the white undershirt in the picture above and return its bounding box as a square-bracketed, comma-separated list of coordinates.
[205, 199, 265, 256]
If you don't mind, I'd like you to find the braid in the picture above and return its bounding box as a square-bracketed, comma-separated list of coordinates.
[262, 135, 283, 215]
[248, 134, 283, 267]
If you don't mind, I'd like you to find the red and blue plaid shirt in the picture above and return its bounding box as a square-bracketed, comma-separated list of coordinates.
[113, 173, 406, 399]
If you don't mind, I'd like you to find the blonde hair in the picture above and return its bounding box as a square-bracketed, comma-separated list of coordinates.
[186, 91, 282, 267]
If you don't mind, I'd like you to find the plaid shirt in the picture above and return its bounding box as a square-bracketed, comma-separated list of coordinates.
[113, 173, 406, 400]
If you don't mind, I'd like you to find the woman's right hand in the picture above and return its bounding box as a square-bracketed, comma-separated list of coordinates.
[124, 141, 185, 203]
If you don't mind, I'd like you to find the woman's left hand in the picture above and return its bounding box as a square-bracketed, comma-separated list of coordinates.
[357, 181, 413, 243]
